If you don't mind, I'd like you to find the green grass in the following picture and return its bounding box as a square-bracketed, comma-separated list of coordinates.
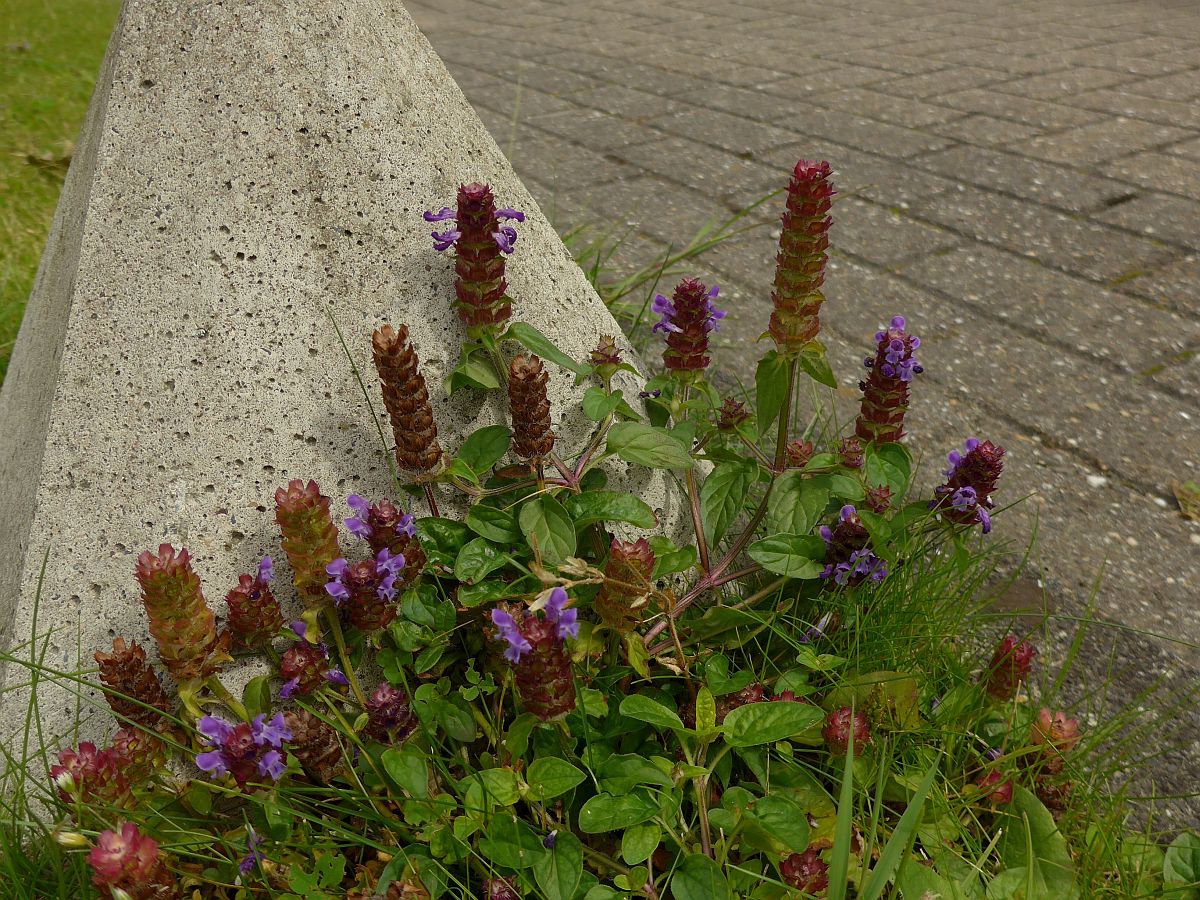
[0, 0, 121, 382]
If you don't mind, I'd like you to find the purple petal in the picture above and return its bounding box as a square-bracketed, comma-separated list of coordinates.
[197, 715, 234, 745]
[256, 556, 274, 584]
[493, 226, 517, 254]
[279, 678, 300, 699]
[252, 713, 292, 748]
[377, 548, 406, 575]
[496, 207, 525, 222]
[706, 284, 721, 299]
[326, 668, 349, 687]
[289, 620, 309, 641]
[325, 581, 350, 603]
[346, 494, 370, 515]
[256, 749, 286, 780]
[377, 572, 398, 602]
[544, 587, 569, 622]
[840, 505, 856, 521]
[818, 525, 833, 543]
[423, 207, 454, 222]
[555, 607, 579, 641]
[890, 315, 906, 329]
[326, 558, 348, 578]
[978, 507, 992, 534]
[345, 516, 371, 539]
[195, 749, 229, 777]
[431, 229, 461, 251]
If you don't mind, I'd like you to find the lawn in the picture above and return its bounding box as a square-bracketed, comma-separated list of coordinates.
[0, 0, 121, 382]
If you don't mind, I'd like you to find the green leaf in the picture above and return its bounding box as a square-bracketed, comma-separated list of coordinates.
[700, 461, 756, 547]
[241, 675, 272, 719]
[606, 422, 694, 470]
[583, 387, 624, 422]
[622, 823, 662, 865]
[624, 632, 650, 678]
[565, 491, 658, 529]
[458, 425, 513, 474]
[766, 471, 832, 535]
[744, 795, 810, 852]
[479, 816, 546, 868]
[695, 687, 717, 735]
[457, 580, 512, 608]
[649, 538, 699, 578]
[504, 714, 538, 759]
[864, 442, 912, 496]
[723, 701, 824, 747]
[578, 791, 659, 833]
[382, 748, 428, 798]
[828, 722, 857, 900]
[534, 831, 584, 900]
[755, 350, 789, 436]
[747, 533, 826, 578]
[519, 496, 576, 565]
[525, 758, 586, 801]
[453, 537, 509, 583]
[504, 322, 586, 374]
[620, 694, 685, 731]
[896, 859, 960, 900]
[860, 755, 941, 900]
[461, 768, 521, 809]
[1164, 832, 1200, 893]
[998, 786, 1079, 898]
[465, 504, 521, 543]
[596, 754, 673, 794]
[446, 346, 501, 394]
[416, 518, 472, 562]
[671, 853, 731, 900]
[797, 343, 837, 389]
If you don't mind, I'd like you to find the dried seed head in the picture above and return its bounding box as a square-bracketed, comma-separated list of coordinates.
[283, 709, 345, 784]
[594, 538, 657, 633]
[275, 480, 342, 607]
[508, 354, 556, 460]
[372, 325, 443, 473]
[134, 545, 230, 682]
[94, 638, 175, 734]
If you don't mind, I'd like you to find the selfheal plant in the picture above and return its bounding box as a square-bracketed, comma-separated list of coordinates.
[652, 277, 725, 375]
[325, 548, 405, 631]
[278, 621, 348, 698]
[194, 713, 291, 787]
[932, 437, 1005, 533]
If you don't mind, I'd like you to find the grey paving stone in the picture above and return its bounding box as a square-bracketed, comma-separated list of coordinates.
[913, 145, 1136, 213]
[819, 88, 968, 127]
[779, 107, 955, 158]
[1096, 192, 1200, 252]
[503, 129, 633, 194]
[819, 49, 955, 76]
[757, 67, 892, 98]
[929, 47, 1066, 76]
[929, 114, 1043, 147]
[898, 244, 1191, 371]
[937, 87, 1109, 131]
[1064, 88, 1200, 130]
[1107, 151, 1200, 201]
[994, 66, 1140, 101]
[831, 198, 962, 268]
[1121, 70, 1200, 103]
[1013, 117, 1193, 167]
[570, 174, 739, 248]
[675, 83, 824, 122]
[1167, 136, 1200, 161]
[644, 107, 794, 157]
[875, 66, 1008, 100]
[1119, 255, 1200, 318]
[528, 109, 661, 152]
[569, 84, 683, 120]
[907, 184, 1179, 284]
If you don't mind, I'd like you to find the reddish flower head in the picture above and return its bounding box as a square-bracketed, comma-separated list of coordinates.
[781, 846, 830, 894]
[652, 277, 726, 375]
[1031, 708, 1081, 752]
[770, 159, 835, 354]
[932, 438, 1005, 533]
[88, 823, 168, 893]
[823, 707, 871, 754]
[856, 315, 923, 444]
[984, 635, 1037, 700]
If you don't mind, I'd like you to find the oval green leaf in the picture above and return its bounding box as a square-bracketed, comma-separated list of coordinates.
[606, 422, 693, 470]
[519, 495, 576, 565]
[525, 757, 586, 801]
[747, 533, 826, 578]
[723, 701, 824, 747]
[620, 694, 685, 731]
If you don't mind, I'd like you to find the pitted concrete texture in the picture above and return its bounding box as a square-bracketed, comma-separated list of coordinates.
[0, 0, 682, 762]
[407, 0, 1200, 824]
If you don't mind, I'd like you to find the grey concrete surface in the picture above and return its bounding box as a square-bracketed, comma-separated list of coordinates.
[0, 0, 681, 768]
[406, 0, 1200, 825]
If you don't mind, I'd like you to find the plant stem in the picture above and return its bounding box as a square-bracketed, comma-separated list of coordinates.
[423, 484, 441, 518]
[773, 357, 800, 470]
[204, 675, 248, 721]
[581, 845, 632, 876]
[321, 611, 369, 708]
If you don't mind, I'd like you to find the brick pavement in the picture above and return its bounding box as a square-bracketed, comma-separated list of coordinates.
[406, 0, 1200, 821]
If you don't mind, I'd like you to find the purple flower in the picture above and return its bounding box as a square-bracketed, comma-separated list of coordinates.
[799, 611, 834, 644]
[431, 228, 461, 252]
[830, 548, 888, 586]
[279, 678, 300, 699]
[326, 668, 349, 687]
[345, 495, 372, 539]
[493, 225, 519, 254]
[251, 713, 292, 748]
[423, 207, 455, 223]
[496, 207, 526, 222]
[985, 747, 1003, 762]
[239, 828, 264, 876]
[819, 505, 858, 545]
[543, 830, 558, 849]
[543, 587, 579, 640]
[195, 749, 229, 777]
[943, 438, 981, 477]
[289, 619, 311, 641]
[198, 715, 234, 744]
[491, 608, 533, 663]
[256, 556, 274, 583]
[256, 750, 286, 780]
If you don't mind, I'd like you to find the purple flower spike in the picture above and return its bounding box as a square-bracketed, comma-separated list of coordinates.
[256, 556, 274, 583]
[496, 207, 526, 222]
[423, 207, 455, 222]
[431, 229, 461, 252]
[491, 608, 533, 663]
[543, 587, 579, 641]
[493, 226, 518, 254]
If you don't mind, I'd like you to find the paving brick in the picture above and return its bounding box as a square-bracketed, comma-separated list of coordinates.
[504, 130, 633, 194]
[1095, 192, 1200, 252]
[929, 114, 1043, 147]
[1119, 255, 1200, 318]
[1014, 117, 1193, 166]
[819, 88, 968, 127]
[675, 83, 821, 122]
[570, 175, 738, 248]
[831, 198, 961, 267]
[875, 66, 1006, 99]
[1121, 71, 1200, 103]
[569, 84, 682, 120]
[819, 49, 954, 76]
[899, 244, 1191, 371]
[1064, 88, 1200, 130]
[644, 107, 794, 156]
[993, 67, 1139, 101]
[757, 67, 892, 98]
[937, 88, 1107, 131]
[777, 107, 955, 158]
[929, 47, 1066, 76]
[529, 109, 661, 151]
[1167, 136, 1200, 161]
[913, 145, 1135, 213]
[907, 184, 1179, 284]
[1107, 151, 1200, 201]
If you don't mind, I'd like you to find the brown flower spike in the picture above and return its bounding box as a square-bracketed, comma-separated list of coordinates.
[94, 638, 175, 733]
[594, 538, 656, 633]
[372, 324, 443, 473]
[283, 709, 345, 784]
[134, 545, 230, 682]
[508, 353, 555, 460]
